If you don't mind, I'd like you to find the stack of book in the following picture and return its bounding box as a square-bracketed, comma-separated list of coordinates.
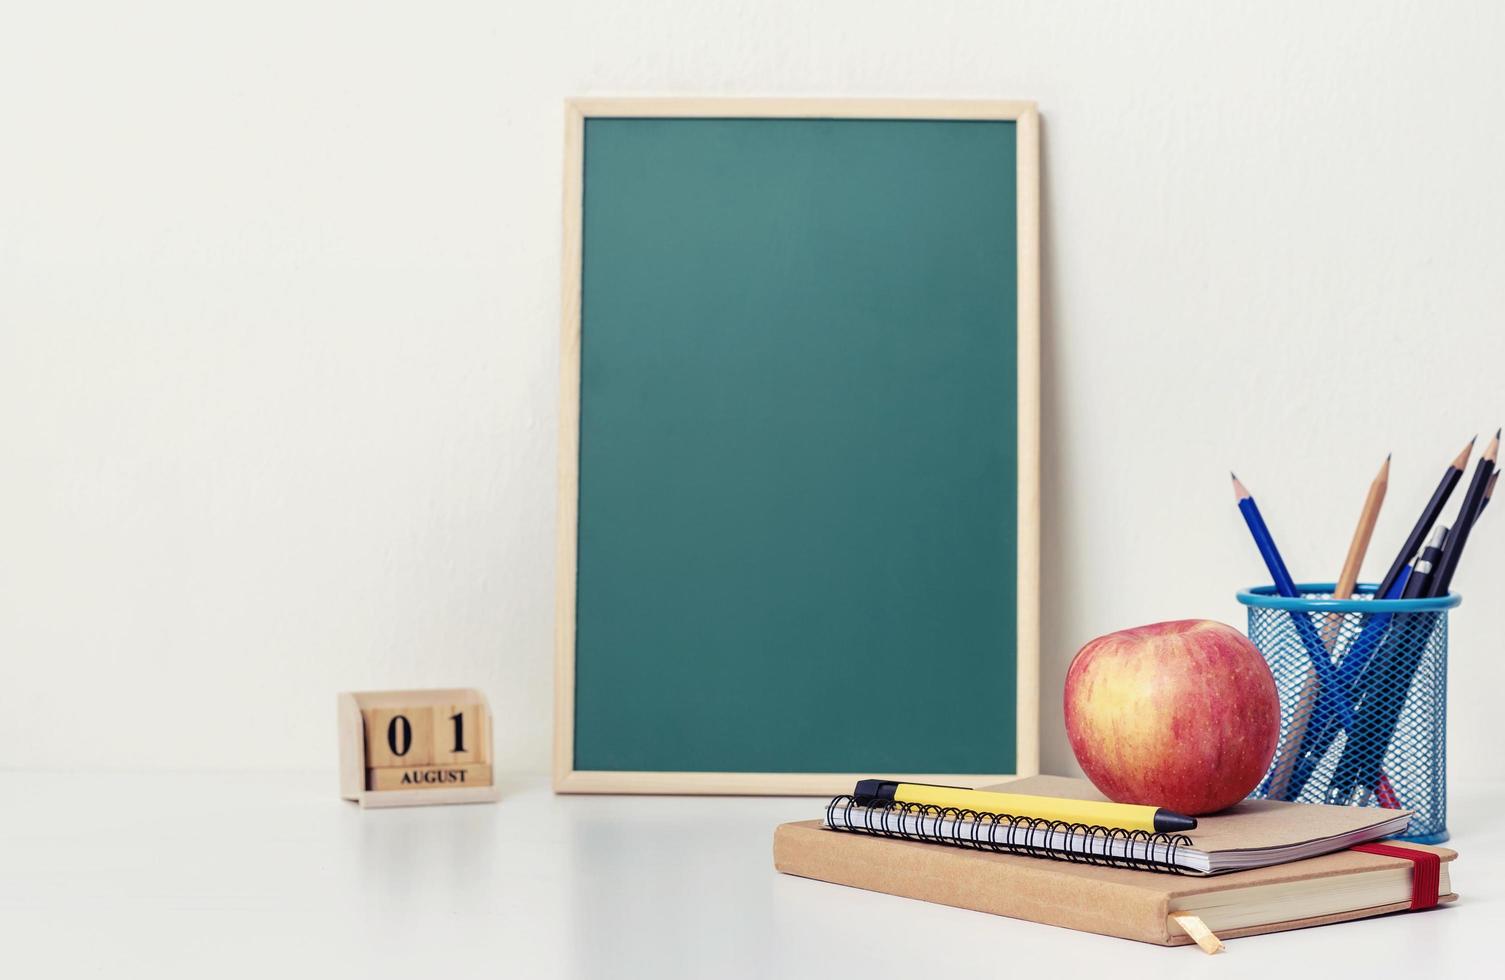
[772, 775, 1456, 953]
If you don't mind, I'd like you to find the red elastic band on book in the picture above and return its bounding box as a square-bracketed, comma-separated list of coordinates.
[1351, 842, 1441, 910]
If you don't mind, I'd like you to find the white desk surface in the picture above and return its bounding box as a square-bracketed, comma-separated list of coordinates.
[5, 772, 1498, 978]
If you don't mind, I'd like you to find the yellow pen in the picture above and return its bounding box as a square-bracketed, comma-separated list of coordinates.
[853, 780, 1198, 833]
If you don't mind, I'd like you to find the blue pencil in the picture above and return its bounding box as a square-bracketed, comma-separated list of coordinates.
[1335, 568, 1411, 690]
[1231, 475, 1342, 693]
[1233, 473, 1297, 593]
[1232, 473, 1353, 800]
[1277, 567, 1411, 800]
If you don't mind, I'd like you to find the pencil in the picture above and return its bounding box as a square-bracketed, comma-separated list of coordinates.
[1473, 469, 1498, 526]
[1324, 453, 1390, 639]
[1268, 455, 1389, 800]
[1427, 428, 1499, 596]
[1372, 437, 1473, 599]
[1231, 473, 1297, 594]
[1230, 473, 1340, 686]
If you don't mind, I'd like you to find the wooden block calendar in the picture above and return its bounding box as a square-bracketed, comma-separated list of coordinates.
[338, 689, 501, 808]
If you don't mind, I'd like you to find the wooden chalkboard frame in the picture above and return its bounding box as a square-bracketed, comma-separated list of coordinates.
[555, 98, 1040, 794]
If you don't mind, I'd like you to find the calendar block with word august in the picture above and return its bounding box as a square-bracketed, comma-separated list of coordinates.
[338, 689, 501, 808]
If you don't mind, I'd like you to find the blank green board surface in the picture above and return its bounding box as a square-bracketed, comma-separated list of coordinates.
[572, 114, 1023, 776]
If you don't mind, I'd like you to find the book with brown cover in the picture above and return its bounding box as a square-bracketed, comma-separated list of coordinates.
[773, 776, 1457, 947]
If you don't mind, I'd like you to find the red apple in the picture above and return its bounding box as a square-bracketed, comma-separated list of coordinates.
[1064, 620, 1280, 816]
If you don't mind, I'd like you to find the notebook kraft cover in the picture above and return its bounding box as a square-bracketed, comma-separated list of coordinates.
[774, 780, 1457, 947]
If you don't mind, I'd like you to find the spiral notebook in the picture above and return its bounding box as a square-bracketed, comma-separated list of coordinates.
[775, 776, 1456, 949]
[823, 775, 1412, 875]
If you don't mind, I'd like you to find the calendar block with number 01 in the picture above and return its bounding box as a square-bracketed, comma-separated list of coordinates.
[338, 689, 501, 808]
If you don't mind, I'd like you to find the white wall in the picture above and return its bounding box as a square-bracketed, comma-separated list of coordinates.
[3, 1, 1502, 783]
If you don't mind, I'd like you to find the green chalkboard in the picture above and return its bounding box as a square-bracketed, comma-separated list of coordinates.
[557, 102, 1039, 794]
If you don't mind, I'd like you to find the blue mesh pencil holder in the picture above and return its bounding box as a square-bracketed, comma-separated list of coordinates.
[1236, 582, 1458, 844]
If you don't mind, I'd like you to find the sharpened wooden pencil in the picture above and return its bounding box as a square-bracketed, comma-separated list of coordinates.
[1429, 428, 1500, 596]
[1327, 453, 1390, 629]
[1371, 436, 1474, 600]
[1475, 469, 1499, 526]
[1230, 473, 1297, 593]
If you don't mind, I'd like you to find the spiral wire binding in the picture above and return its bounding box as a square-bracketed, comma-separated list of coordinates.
[824, 796, 1194, 874]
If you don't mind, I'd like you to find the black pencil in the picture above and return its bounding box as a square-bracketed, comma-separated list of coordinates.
[1428, 429, 1500, 597]
[1473, 469, 1499, 527]
[1372, 437, 1473, 599]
